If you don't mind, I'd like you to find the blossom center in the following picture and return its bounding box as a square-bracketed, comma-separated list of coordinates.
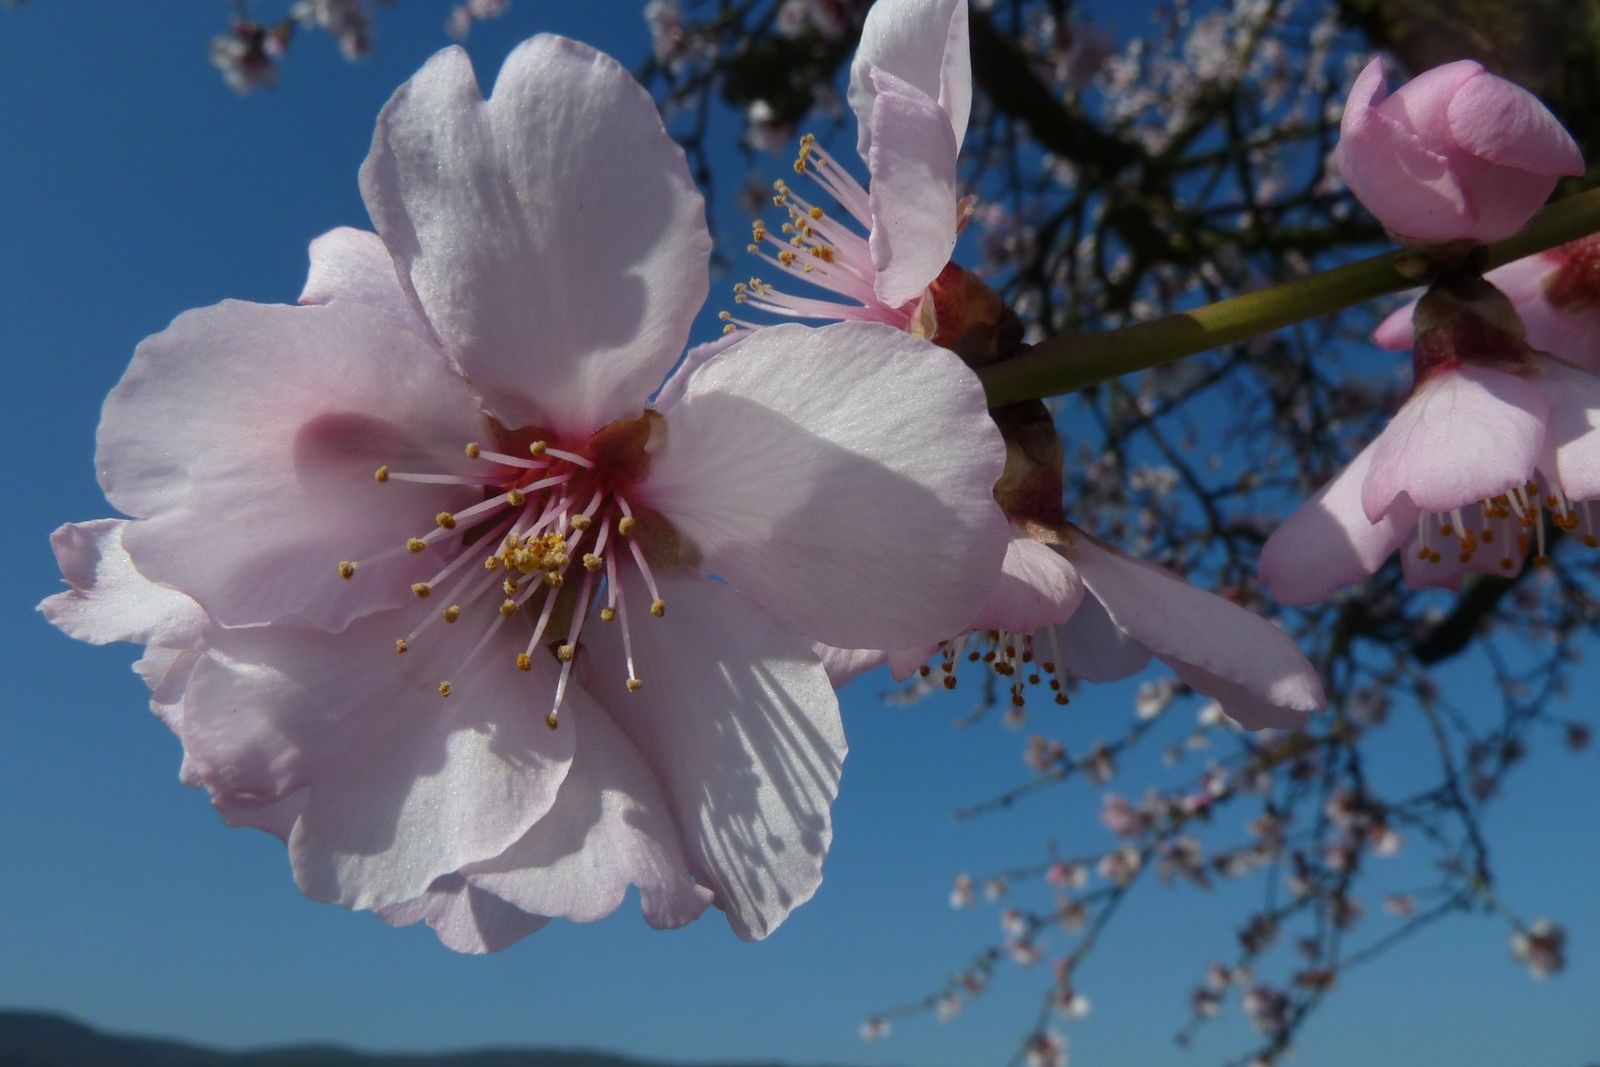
[337, 414, 671, 729]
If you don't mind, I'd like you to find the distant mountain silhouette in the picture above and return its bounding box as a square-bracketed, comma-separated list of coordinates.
[0, 1012, 857, 1067]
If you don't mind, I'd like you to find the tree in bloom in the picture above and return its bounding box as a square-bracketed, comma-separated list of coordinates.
[41, 35, 1011, 951]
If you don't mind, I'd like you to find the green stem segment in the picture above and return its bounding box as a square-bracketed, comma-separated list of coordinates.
[978, 187, 1600, 408]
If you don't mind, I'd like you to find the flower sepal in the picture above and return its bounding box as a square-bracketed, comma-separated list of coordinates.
[911, 261, 1022, 367]
[1412, 275, 1542, 382]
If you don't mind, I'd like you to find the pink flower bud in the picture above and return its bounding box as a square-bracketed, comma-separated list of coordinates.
[1335, 58, 1582, 245]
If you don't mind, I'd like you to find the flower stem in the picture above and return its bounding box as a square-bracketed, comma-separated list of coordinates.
[978, 187, 1600, 407]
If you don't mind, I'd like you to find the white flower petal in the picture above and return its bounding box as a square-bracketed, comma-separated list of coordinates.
[465, 698, 713, 930]
[867, 72, 961, 307]
[582, 575, 844, 941]
[644, 322, 1009, 651]
[100, 300, 483, 632]
[378, 875, 550, 954]
[1065, 534, 1322, 727]
[849, 0, 970, 157]
[360, 38, 710, 437]
[40, 519, 206, 647]
[181, 610, 575, 911]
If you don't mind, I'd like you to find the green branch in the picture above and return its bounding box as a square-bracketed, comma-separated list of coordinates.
[979, 187, 1600, 407]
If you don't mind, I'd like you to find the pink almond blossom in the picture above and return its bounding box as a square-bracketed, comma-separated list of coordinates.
[724, 0, 971, 334]
[1262, 280, 1600, 602]
[1335, 57, 1582, 245]
[42, 37, 1009, 952]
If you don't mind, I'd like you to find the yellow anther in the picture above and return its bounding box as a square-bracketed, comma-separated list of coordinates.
[724, 324, 736, 334]
[515, 652, 532, 672]
[465, 441, 481, 459]
[506, 488, 526, 507]
[747, 244, 760, 254]
[443, 605, 461, 624]
[438, 681, 452, 698]
[734, 282, 747, 294]
[778, 250, 797, 267]
[503, 577, 518, 595]
[484, 556, 500, 571]
[395, 638, 408, 655]
[719, 310, 732, 321]
[411, 582, 431, 599]
[545, 712, 560, 730]
[571, 514, 593, 530]
[374, 465, 390, 483]
[546, 571, 565, 587]
[499, 598, 517, 619]
[808, 206, 823, 220]
[406, 538, 427, 554]
[435, 512, 457, 530]
[557, 644, 575, 662]
[618, 516, 636, 535]
[583, 553, 604, 572]
[529, 440, 548, 457]
[626, 678, 644, 693]
[337, 560, 356, 580]
[599, 607, 616, 622]
[650, 598, 666, 618]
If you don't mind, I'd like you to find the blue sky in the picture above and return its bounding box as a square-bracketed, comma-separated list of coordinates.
[2, 3, 1596, 1065]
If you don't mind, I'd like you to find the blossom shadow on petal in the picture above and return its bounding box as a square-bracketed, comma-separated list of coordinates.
[588, 574, 844, 940]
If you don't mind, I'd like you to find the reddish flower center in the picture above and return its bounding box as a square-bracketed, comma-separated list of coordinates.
[337, 412, 671, 729]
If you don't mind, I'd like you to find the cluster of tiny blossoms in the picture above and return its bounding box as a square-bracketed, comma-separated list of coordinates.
[208, 1, 510, 93]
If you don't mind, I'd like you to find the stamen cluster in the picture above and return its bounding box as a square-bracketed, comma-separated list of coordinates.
[339, 434, 666, 728]
[921, 628, 1071, 709]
